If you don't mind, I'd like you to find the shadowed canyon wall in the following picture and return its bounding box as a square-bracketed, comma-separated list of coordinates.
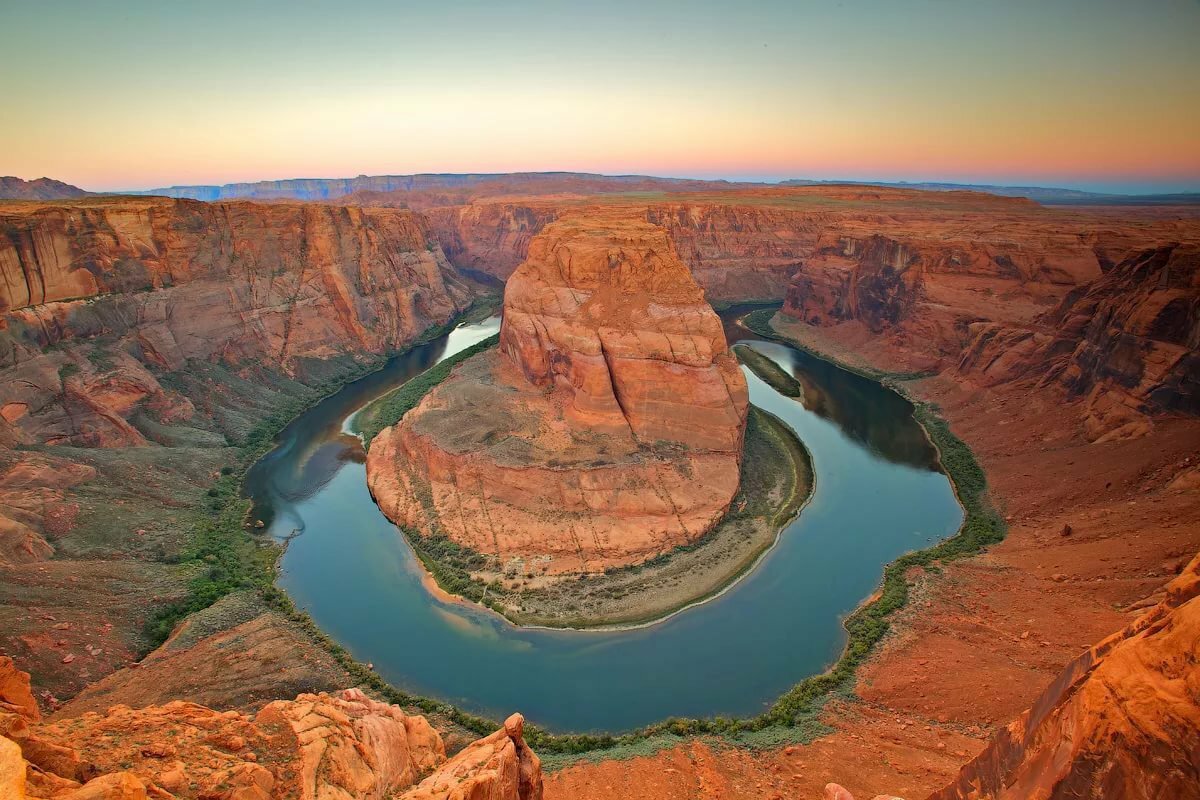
[956, 243, 1199, 441]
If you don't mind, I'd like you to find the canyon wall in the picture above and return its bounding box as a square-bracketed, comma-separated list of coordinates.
[425, 204, 558, 280]
[0, 196, 471, 449]
[0, 196, 473, 702]
[367, 210, 748, 575]
[957, 243, 1199, 441]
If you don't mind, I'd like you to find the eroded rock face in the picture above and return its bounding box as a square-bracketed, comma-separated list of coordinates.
[957, 243, 1199, 441]
[1, 681, 540, 800]
[499, 212, 747, 452]
[426, 204, 557, 280]
[399, 713, 542, 800]
[785, 235, 925, 335]
[927, 553, 1200, 800]
[367, 211, 748, 574]
[0, 197, 471, 448]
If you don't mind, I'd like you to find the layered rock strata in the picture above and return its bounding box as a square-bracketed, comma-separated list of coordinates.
[956, 243, 1199, 440]
[0, 196, 471, 448]
[368, 211, 748, 574]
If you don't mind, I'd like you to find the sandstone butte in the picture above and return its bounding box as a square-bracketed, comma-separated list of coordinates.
[367, 210, 749, 575]
[0, 655, 543, 800]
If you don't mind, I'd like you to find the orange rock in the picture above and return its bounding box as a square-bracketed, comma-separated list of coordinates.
[501, 212, 747, 452]
[957, 243, 1199, 440]
[255, 688, 445, 800]
[928, 553, 1200, 799]
[0, 657, 40, 721]
[23, 685, 537, 800]
[55, 771, 147, 800]
[427, 203, 558, 280]
[0, 196, 471, 448]
[399, 712, 542, 800]
[0, 735, 24, 800]
[368, 210, 748, 574]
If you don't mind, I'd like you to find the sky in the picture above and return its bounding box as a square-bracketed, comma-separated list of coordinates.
[2, 0, 1198, 194]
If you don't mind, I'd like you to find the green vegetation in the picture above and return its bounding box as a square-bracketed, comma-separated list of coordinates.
[142, 300, 499, 649]
[733, 343, 803, 397]
[145, 298, 1003, 762]
[354, 333, 500, 445]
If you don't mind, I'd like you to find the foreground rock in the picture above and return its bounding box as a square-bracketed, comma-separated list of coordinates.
[925, 552, 1200, 799]
[0, 656, 541, 800]
[368, 210, 748, 575]
[826, 553, 1200, 800]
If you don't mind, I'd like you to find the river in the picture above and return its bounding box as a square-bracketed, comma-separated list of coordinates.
[243, 306, 963, 733]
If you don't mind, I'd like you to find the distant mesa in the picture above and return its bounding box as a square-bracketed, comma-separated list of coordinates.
[0, 176, 88, 201]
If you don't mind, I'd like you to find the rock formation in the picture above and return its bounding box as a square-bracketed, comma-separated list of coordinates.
[800, 554, 1200, 800]
[425, 204, 557, 280]
[957, 243, 1199, 440]
[0, 196, 471, 448]
[0, 177, 87, 201]
[367, 210, 748, 574]
[0, 655, 541, 800]
[784, 234, 925, 335]
[924, 552, 1200, 799]
[0, 195, 473, 699]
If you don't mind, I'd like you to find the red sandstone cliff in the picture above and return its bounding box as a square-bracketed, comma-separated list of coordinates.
[424, 204, 557, 280]
[957, 243, 1199, 441]
[367, 210, 748, 575]
[0, 197, 474, 680]
[0, 197, 471, 449]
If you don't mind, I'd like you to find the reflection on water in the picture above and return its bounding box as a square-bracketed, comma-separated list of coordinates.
[243, 319, 500, 521]
[246, 309, 963, 733]
[723, 310, 939, 471]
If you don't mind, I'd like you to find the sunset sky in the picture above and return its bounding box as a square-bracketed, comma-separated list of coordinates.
[3, 0, 1198, 194]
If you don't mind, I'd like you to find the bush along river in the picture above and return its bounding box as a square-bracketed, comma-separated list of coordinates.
[244, 307, 963, 733]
